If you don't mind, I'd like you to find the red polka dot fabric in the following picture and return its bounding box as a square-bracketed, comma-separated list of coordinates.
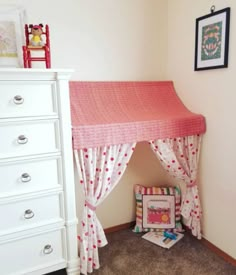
[74, 143, 136, 274]
[150, 135, 202, 239]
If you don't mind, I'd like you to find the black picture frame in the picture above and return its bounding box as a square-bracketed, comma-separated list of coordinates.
[194, 7, 230, 71]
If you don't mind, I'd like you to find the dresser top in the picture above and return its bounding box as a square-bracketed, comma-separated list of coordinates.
[0, 68, 74, 81]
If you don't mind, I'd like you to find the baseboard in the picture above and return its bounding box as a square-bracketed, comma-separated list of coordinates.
[201, 237, 236, 266]
[104, 222, 236, 266]
[104, 221, 135, 234]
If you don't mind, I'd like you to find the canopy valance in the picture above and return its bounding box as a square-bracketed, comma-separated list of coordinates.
[69, 81, 206, 149]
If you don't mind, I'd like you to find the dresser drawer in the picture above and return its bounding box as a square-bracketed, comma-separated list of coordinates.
[0, 193, 63, 234]
[0, 157, 62, 197]
[0, 120, 60, 159]
[0, 81, 57, 118]
[0, 228, 66, 275]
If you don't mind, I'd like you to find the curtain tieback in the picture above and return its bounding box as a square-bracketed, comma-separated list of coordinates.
[85, 200, 96, 211]
[187, 180, 197, 188]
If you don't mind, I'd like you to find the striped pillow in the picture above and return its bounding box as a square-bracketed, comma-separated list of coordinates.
[133, 184, 182, 233]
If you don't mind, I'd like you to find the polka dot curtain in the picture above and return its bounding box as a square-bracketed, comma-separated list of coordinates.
[74, 143, 136, 274]
[149, 135, 203, 239]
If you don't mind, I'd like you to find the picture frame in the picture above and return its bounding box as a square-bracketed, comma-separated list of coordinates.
[142, 194, 175, 229]
[0, 5, 26, 68]
[194, 7, 230, 71]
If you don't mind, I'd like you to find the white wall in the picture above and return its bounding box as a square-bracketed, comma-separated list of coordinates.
[16, 0, 167, 80]
[167, 0, 236, 259]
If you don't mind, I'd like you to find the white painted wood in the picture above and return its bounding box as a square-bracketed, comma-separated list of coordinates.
[0, 193, 63, 234]
[0, 81, 57, 118]
[0, 228, 66, 275]
[0, 68, 74, 81]
[0, 156, 62, 197]
[0, 120, 60, 159]
[56, 78, 80, 274]
[0, 69, 80, 275]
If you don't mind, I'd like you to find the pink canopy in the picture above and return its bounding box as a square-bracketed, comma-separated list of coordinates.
[70, 81, 206, 274]
[69, 81, 206, 149]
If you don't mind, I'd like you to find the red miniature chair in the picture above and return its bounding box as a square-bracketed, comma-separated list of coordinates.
[22, 24, 51, 68]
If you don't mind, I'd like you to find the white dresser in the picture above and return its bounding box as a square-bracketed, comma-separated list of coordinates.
[0, 69, 80, 275]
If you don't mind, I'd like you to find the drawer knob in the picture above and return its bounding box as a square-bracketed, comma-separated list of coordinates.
[17, 135, 28, 144]
[13, 95, 24, 105]
[43, 244, 53, 255]
[21, 173, 31, 183]
[24, 209, 34, 219]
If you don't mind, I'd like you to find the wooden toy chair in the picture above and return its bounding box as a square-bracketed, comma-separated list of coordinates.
[22, 24, 51, 68]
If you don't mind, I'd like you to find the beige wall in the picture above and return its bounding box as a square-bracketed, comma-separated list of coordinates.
[18, 0, 167, 80]
[75, 142, 173, 230]
[17, 0, 169, 235]
[167, 0, 236, 259]
[55, 0, 168, 230]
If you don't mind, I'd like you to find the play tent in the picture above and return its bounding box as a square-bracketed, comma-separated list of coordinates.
[69, 81, 206, 274]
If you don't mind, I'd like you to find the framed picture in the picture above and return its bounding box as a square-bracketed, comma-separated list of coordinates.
[142, 194, 175, 229]
[0, 5, 26, 67]
[194, 7, 230, 71]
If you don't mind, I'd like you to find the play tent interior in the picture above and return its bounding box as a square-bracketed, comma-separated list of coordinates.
[69, 81, 206, 274]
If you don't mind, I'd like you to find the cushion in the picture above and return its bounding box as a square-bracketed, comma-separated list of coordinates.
[133, 184, 182, 233]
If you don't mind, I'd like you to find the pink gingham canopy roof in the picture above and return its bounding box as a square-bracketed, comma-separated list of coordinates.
[69, 81, 206, 149]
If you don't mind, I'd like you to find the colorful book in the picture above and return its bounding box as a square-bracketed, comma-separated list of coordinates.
[142, 231, 184, 249]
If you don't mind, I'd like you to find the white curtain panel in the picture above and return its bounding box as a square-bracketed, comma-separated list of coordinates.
[74, 142, 136, 274]
[149, 135, 202, 239]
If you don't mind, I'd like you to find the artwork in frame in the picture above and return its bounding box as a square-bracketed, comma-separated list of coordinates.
[0, 5, 26, 68]
[142, 194, 175, 229]
[194, 7, 230, 71]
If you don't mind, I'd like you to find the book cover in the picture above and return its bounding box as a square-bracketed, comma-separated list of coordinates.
[142, 231, 184, 249]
